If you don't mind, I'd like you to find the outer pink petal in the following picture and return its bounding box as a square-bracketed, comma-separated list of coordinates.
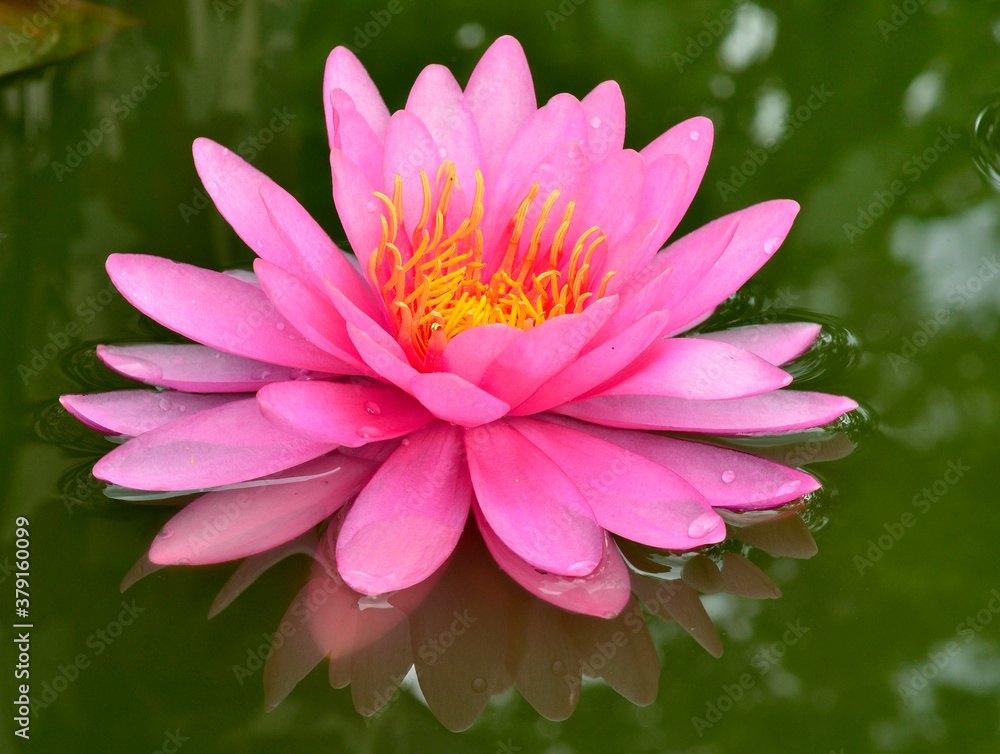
[148, 453, 376, 565]
[464, 421, 602, 576]
[511, 417, 725, 549]
[328, 89, 384, 189]
[440, 324, 521, 385]
[336, 422, 471, 594]
[544, 415, 822, 510]
[323, 46, 390, 142]
[330, 148, 383, 269]
[554, 390, 858, 435]
[635, 153, 691, 255]
[694, 323, 822, 366]
[93, 398, 337, 491]
[96, 344, 334, 393]
[106, 254, 349, 373]
[479, 295, 618, 409]
[592, 338, 793, 400]
[475, 506, 630, 618]
[640, 115, 713, 222]
[665, 200, 800, 335]
[580, 80, 626, 164]
[409, 372, 510, 428]
[464, 35, 537, 188]
[60, 390, 240, 436]
[257, 380, 433, 447]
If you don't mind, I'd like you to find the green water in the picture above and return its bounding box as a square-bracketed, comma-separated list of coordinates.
[3, 1, 1000, 751]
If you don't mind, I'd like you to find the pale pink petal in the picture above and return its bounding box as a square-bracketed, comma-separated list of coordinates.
[511, 417, 725, 549]
[554, 390, 859, 435]
[440, 324, 521, 385]
[478, 295, 618, 409]
[591, 338, 793, 400]
[634, 154, 691, 256]
[464, 35, 536, 188]
[664, 200, 800, 335]
[324, 46, 390, 141]
[545, 415, 821, 510]
[464, 420, 602, 576]
[96, 344, 334, 393]
[328, 89, 384, 188]
[60, 390, 240, 436]
[580, 80, 626, 164]
[93, 398, 337, 491]
[330, 148, 384, 269]
[640, 115, 714, 220]
[474, 506, 630, 618]
[409, 372, 510, 428]
[336, 423, 471, 594]
[570, 150, 644, 245]
[257, 380, 433, 446]
[106, 254, 349, 373]
[694, 323, 822, 366]
[149, 453, 376, 565]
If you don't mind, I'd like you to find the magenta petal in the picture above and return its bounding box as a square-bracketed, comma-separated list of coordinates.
[694, 323, 822, 366]
[96, 344, 334, 393]
[554, 390, 859, 435]
[511, 417, 725, 550]
[323, 46, 390, 141]
[345, 322, 419, 392]
[592, 338, 793, 400]
[665, 200, 800, 335]
[464, 35, 536, 188]
[636, 154, 691, 255]
[149, 453, 376, 565]
[253, 259, 365, 370]
[464, 420, 602, 576]
[93, 398, 337, 491]
[257, 380, 433, 447]
[60, 391, 240, 436]
[330, 148, 383, 268]
[337, 423, 471, 594]
[640, 115, 714, 221]
[440, 323, 521, 385]
[580, 80, 626, 164]
[106, 254, 348, 373]
[475, 506, 630, 618]
[572, 150, 644, 244]
[328, 88, 384, 189]
[409, 372, 510, 428]
[479, 295, 618, 409]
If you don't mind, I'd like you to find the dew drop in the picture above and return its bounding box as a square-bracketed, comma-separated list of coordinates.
[365, 199, 377, 212]
[690, 130, 701, 141]
[275, 322, 285, 331]
[687, 512, 721, 539]
[156, 527, 173, 539]
[178, 406, 187, 414]
[289, 369, 313, 380]
[158, 398, 172, 411]
[356, 426, 384, 440]
[364, 401, 381, 416]
[551, 660, 566, 676]
[177, 557, 191, 565]
[589, 116, 601, 128]
[722, 469, 735, 483]
[401, 437, 411, 446]
[256, 241, 264, 249]
[213, 352, 222, 359]
[471, 677, 488, 693]
[472, 400, 488, 408]
[763, 237, 781, 255]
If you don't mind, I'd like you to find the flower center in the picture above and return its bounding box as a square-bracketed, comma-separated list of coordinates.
[367, 160, 615, 369]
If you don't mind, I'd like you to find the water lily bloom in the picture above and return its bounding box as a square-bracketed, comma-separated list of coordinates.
[60, 36, 857, 617]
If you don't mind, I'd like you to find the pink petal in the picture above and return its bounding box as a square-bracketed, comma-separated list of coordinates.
[253, 259, 365, 370]
[330, 148, 384, 269]
[440, 324, 521, 385]
[148, 453, 376, 565]
[475, 507, 630, 618]
[464, 35, 537, 188]
[545, 415, 821, 510]
[257, 380, 433, 446]
[336, 422, 471, 594]
[634, 153, 691, 256]
[409, 372, 510, 428]
[478, 295, 618, 409]
[405, 64, 485, 204]
[640, 115, 714, 222]
[580, 80, 626, 164]
[464, 420, 602, 576]
[93, 398, 337, 491]
[323, 46, 390, 141]
[192, 138, 297, 270]
[511, 417, 725, 549]
[554, 390, 859, 435]
[258, 179, 381, 320]
[694, 323, 822, 366]
[106, 254, 349, 373]
[96, 344, 334, 393]
[346, 322, 419, 392]
[592, 338, 793, 400]
[328, 88, 384, 189]
[601, 217, 661, 298]
[60, 390, 241, 436]
[570, 150, 645, 245]
[664, 200, 800, 335]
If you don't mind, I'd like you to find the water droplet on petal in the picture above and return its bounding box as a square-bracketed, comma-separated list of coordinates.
[158, 398, 172, 411]
[763, 237, 781, 255]
[356, 426, 384, 440]
[364, 401, 381, 416]
[722, 469, 735, 483]
[289, 369, 313, 380]
[473, 400, 488, 408]
[275, 322, 285, 331]
[365, 199, 377, 212]
[213, 352, 221, 359]
[177, 557, 191, 565]
[178, 406, 187, 414]
[256, 241, 264, 249]
[401, 437, 411, 446]
[690, 130, 701, 141]
[589, 116, 601, 128]
[156, 527, 173, 539]
[688, 512, 721, 539]
[551, 660, 566, 676]
[471, 677, 488, 693]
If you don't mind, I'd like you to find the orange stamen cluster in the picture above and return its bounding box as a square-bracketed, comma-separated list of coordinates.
[367, 160, 615, 368]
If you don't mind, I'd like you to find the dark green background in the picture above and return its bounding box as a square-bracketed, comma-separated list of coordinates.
[3, 1, 1000, 752]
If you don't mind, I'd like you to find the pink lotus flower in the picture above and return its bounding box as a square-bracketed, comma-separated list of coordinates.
[61, 36, 857, 618]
